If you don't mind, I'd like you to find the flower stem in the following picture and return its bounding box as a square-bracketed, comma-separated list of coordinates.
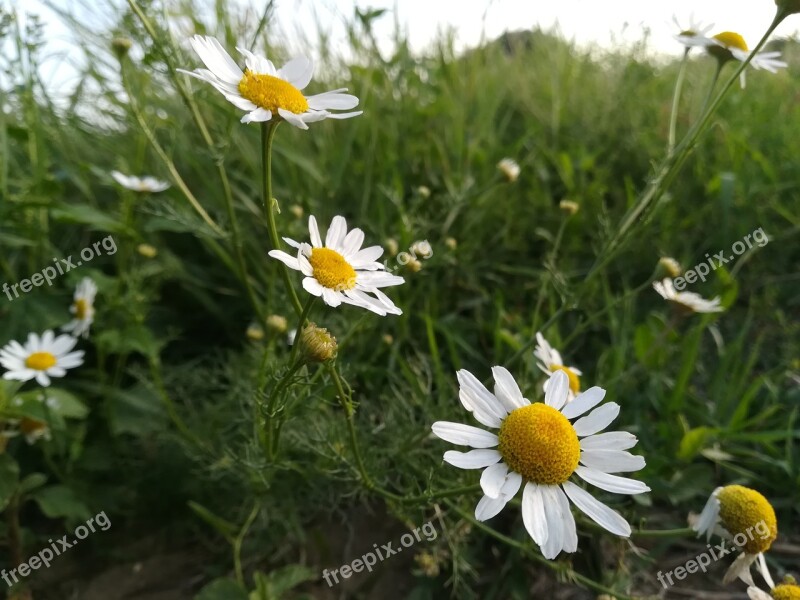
[667, 49, 690, 155]
[261, 121, 303, 317]
[289, 295, 316, 365]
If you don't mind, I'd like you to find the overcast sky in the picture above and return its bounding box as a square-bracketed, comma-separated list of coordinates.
[22, 0, 800, 92]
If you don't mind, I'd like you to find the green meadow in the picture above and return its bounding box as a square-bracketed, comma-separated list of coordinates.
[0, 2, 798, 599]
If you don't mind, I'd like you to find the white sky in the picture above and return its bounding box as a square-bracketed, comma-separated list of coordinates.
[20, 0, 800, 93]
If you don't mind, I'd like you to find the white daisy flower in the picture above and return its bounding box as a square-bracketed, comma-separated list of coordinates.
[431, 369, 649, 559]
[653, 278, 723, 314]
[693, 485, 777, 587]
[0, 331, 85, 387]
[748, 579, 800, 600]
[269, 215, 404, 316]
[178, 35, 362, 128]
[672, 15, 715, 49]
[706, 32, 787, 88]
[111, 171, 170, 193]
[20, 417, 51, 445]
[497, 158, 520, 182]
[534, 332, 582, 402]
[62, 277, 97, 339]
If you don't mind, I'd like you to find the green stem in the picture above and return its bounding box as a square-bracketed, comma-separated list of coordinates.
[289, 295, 316, 365]
[264, 361, 304, 459]
[444, 500, 636, 600]
[261, 121, 303, 316]
[233, 502, 260, 588]
[667, 49, 689, 154]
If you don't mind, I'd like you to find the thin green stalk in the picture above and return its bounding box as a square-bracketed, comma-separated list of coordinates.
[127, 0, 263, 325]
[149, 357, 205, 450]
[233, 502, 260, 588]
[289, 296, 316, 365]
[667, 49, 689, 154]
[264, 361, 304, 459]
[261, 121, 303, 316]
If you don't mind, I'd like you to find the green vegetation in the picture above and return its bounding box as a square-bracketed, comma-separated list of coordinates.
[0, 1, 798, 598]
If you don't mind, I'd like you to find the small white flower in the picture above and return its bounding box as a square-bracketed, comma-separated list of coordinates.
[178, 35, 362, 128]
[62, 277, 97, 339]
[705, 32, 787, 88]
[0, 331, 84, 387]
[693, 485, 777, 587]
[653, 278, 723, 313]
[748, 580, 800, 600]
[111, 171, 170, 193]
[533, 332, 582, 402]
[497, 158, 520, 182]
[672, 15, 715, 49]
[432, 369, 649, 559]
[269, 215, 404, 316]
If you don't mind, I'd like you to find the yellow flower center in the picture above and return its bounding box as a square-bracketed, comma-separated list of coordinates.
[74, 299, 88, 320]
[25, 352, 57, 371]
[308, 248, 357, 291]
[679, 29, 697, 37]
[549, 365, 580, 394]
[713, 32, 748, 52]
[717, 485, 777, 554]
[237, 69, 309, 115]
[498, 403, 580, 485]
[773, 585, 800, 600]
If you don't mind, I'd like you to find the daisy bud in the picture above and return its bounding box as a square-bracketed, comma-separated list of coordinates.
[414, 551, 440, 577]
[385, 238, 399, 257]
[137, 243, 158, 258]
[298, 323, 337, 363]
[497, 158, 520, 182]
[289, 204, 304, 219]
[559, 199, 579, 216]
[410, 240, 433, 259]
[265, 314, 288, 335]
[381, 333, 394, 345]
[246, 323, 265, 341]
[658, 257, 682, 278]
[444, 237, 457, 250]
[417, 185, 431, 199]
[111, 37, 133, 60]
[405, 258, 423, 273]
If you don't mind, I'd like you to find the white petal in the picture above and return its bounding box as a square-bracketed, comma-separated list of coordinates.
[306, 90, 360, 110]
[501, 471, 522, 499]
[575, 466, 650, 494]
[544, 370, 569, 410]
[241, 108, 272, 124]
[540, 485, 565, 559]
[474, 494, 509, 522]
[693, 490, 721, 540]
[456, 369, 506, 428]
[442, 449, 502, 470]
[580, 449, 646, 473]
[321, 288, 343, 307]
[723, 552, 757, 586]
[350, 245, 384, 265]
[756, 553, 774, 588]
[580, 431, 638, 451]
[341, 228, 365, 257]
[308, 215, 322, 247]
[278, 107, 309, 129]
[748, 588, 772, 600]
[302, 277, 324, 297]
[480, 462, 509, 499]
[553, 485, 578, 553]
[325, 216, 347, 251]
[560, 386, 606, 419]
[268, 250, 301, 270]
[572, 403, 620, 437]
[491, 366, 528, 412]
[521, 482, 548, 546]
[430, 422, 499, 448]
[322, 110, 363, 120]
[189, 35, 243, 84]
[279, 56, 314, 89]
[562, 481, 631, 537]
